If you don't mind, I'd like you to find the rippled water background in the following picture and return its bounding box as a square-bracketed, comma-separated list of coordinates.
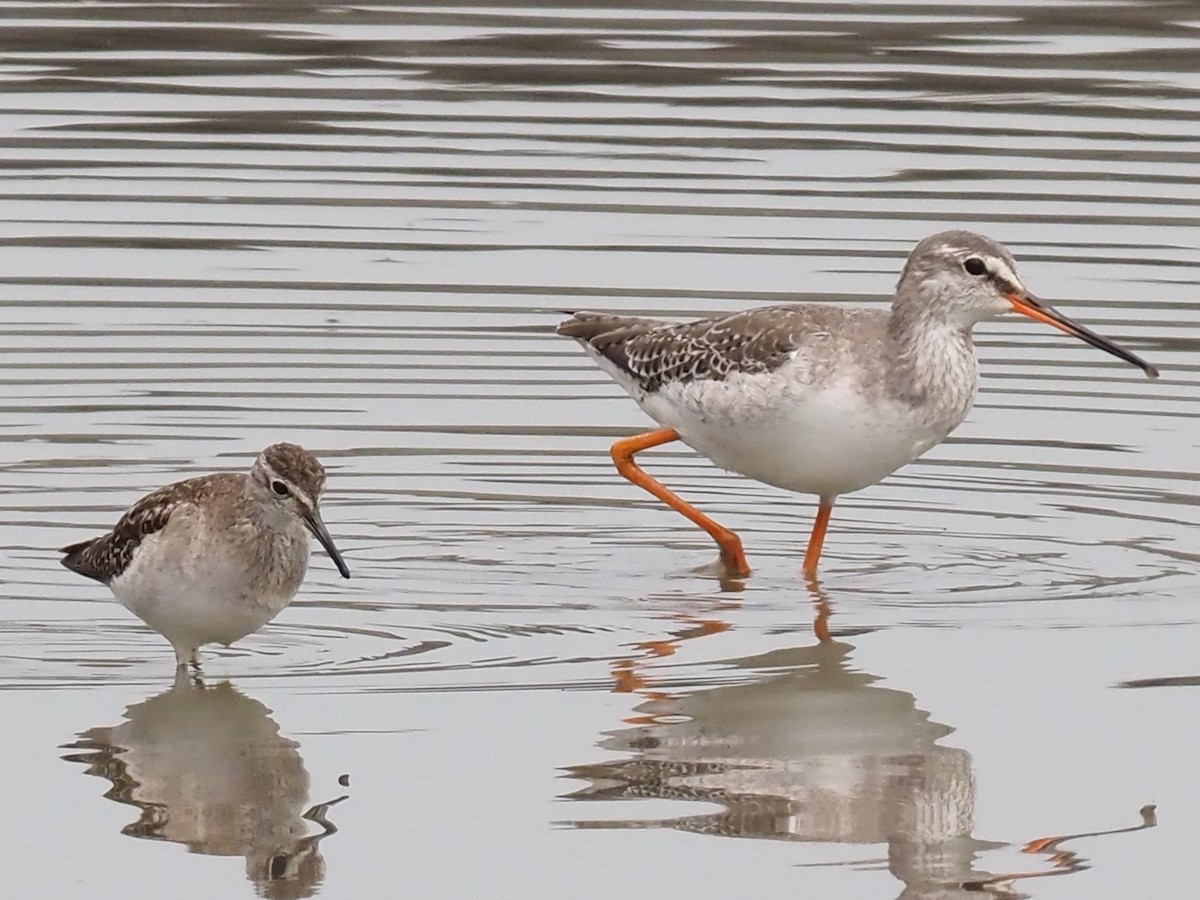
[2, 2, 1197, 897]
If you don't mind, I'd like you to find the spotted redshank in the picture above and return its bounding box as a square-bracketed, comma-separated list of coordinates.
[558, 231, 1158, 578]
[60, 442, 350, 668]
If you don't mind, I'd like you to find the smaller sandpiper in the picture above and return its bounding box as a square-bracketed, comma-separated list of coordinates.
[60, 442, 350, 669]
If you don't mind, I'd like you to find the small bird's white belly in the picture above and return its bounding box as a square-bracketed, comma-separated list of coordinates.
[110, 517, 309, 652]
[640, 370, 960, 498]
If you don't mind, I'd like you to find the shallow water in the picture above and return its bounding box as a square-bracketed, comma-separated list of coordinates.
[1, 2, 1197, 897]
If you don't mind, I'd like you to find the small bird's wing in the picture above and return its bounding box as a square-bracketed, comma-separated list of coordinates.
[558, 306, 869, 393]
[59, 476, 222, 584]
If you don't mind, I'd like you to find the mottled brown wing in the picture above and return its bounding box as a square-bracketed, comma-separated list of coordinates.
[59, 475, 221, 584]
[558, 307, 815, 393]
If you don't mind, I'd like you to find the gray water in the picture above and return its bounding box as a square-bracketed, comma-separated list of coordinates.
[2, 2, 1197, 898]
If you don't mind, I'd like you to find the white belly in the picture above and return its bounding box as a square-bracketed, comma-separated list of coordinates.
[640, 370, 963, 498]
[110, 518, 309, 651]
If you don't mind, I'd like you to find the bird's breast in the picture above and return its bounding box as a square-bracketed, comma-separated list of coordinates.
[639, 366, 970, 497]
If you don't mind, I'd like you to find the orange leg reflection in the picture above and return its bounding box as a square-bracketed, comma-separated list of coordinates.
[610, 613, 734, 710]
[963, 804, 1157, 892]
[611, 582, 837, 721]
[805, 573, 832, 643]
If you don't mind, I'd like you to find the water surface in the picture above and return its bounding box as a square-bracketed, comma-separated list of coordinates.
[1, 2, 1197, 898]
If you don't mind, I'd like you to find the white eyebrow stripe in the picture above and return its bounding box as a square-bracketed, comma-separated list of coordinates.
[990, 257, 1024, 292]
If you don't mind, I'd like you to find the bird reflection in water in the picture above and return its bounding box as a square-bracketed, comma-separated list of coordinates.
[570, 596, 1153, 898]
[607, 586, 830, 710]
[61, 673, 346, 899]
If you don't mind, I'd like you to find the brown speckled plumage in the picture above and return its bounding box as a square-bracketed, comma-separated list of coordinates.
[58, 442, 346, 669]
[557, 305, 888, 397]
[61, 475, 241, 585]
[60, 443, 329, 585]
[260, 442, 327, 500]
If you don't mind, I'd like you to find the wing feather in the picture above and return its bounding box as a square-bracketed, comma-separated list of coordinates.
[558, 306, 876, 393]
[59, 475, 231, 584]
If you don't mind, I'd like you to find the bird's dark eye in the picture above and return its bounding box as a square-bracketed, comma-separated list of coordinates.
[271, 480, 290, 497]
[963, 257, 988, 276]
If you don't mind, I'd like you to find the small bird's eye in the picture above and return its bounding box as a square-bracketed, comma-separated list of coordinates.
[271, 480, 290, 497]
[963, 257, 988, 276]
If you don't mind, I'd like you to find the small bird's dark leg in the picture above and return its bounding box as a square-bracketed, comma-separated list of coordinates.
[173, 644, 202, 675]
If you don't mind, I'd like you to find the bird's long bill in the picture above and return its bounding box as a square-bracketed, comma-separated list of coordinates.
[302, 508, 351, 579]
[1007, 293, 1159, 379]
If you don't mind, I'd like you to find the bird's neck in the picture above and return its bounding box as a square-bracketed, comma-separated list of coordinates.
[887, 306, 979, 417]
[235, 485, 311, 591]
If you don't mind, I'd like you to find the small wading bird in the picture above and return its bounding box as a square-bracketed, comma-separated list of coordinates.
[558, 231, 1158, 579]
[60, 442, 350, 669]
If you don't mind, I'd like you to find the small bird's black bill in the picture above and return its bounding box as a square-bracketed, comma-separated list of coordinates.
[303, 508, 351, 579]
[1008, 293, 1159, 379]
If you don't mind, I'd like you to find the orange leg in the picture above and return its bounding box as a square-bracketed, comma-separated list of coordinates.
[802, 496, 834, 578]
[611, 428, 750, 577]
